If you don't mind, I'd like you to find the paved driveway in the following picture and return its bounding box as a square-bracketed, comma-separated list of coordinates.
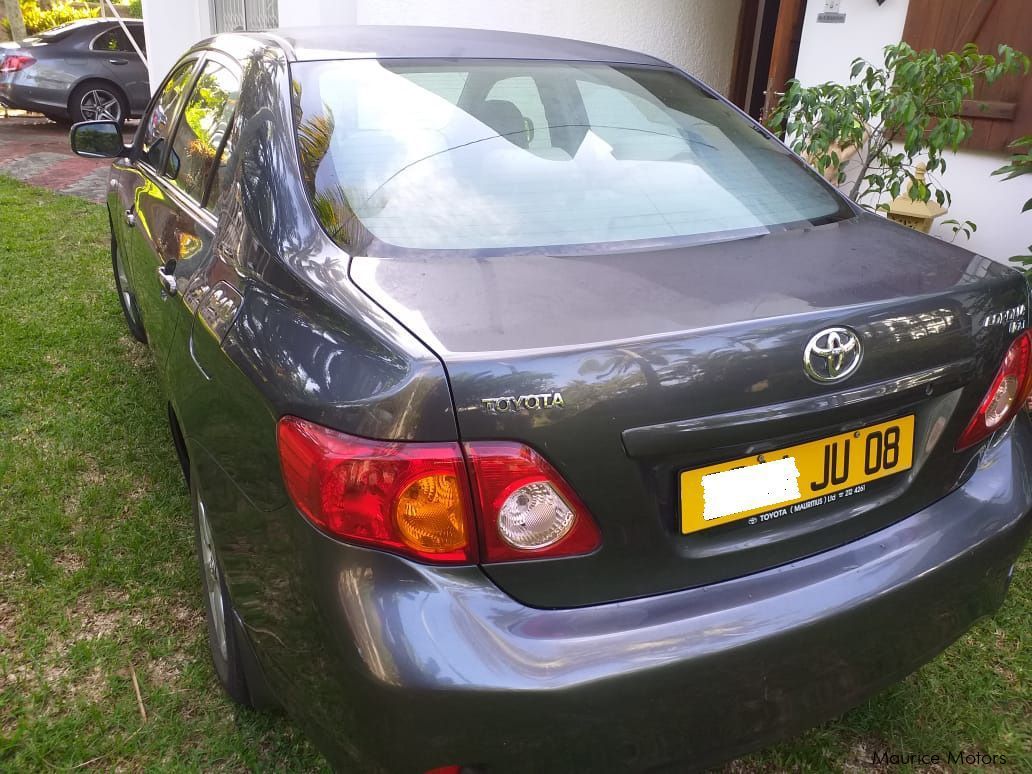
[0, 116, 129, 203]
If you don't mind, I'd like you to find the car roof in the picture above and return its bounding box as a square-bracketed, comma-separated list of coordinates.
[253, 25, 669, 67]
[70, 18, 142, 27]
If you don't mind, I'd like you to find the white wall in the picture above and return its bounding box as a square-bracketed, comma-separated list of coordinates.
[280, 0, 743, 95]
[794, 0, 909, 88]
[934, 150, 1032, 260]
[145, 0, 741, 95]
[140, 0, 212, 90]
[278, 0, 356, 27]
[794, 0, 1032, 263]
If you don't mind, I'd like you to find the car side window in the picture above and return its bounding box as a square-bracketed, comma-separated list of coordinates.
[402, 71, 469, 105]
[576, 79, 677, 142]
[91, 28, 134, 53]
[128, 25, 147, 54]
[141, 61, 196, 169]
[164, 60, 242, 207]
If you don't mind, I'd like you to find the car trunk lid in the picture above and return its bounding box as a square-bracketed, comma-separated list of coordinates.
[351, 215, 1030, 608]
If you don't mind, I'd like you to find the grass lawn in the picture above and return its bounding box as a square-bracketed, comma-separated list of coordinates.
[0, 174, 1029, 772]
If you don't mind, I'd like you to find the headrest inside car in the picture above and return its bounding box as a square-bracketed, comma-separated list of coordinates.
[474, 99, 531, 148]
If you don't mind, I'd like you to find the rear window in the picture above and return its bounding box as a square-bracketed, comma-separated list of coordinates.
[291, 59, 850, 253]
[27, 19, 99, 43]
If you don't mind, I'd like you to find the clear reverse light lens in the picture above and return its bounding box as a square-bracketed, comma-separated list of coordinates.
[985, 374, 1019, 427]
[497, 481, 575, 549]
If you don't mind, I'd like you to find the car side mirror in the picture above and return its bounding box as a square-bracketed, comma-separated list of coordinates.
[69, 120, 127, 159]
[166, 147, 180, 179]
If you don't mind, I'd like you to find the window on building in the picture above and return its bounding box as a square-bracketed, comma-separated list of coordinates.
[211, 0, 278, 32]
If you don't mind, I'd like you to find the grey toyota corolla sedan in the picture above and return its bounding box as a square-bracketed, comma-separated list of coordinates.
[70, 26, 1032, 773]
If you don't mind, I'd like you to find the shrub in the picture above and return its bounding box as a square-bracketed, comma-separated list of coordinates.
[768, 42, 1029, 215]
[993, 136, 1032, 267]
[2, 1, 99, 37]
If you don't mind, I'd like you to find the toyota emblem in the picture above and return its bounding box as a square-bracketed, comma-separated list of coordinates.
[803, 327, 863, 383]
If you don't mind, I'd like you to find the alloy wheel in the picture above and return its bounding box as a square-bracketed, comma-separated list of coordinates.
[196, 499, 228, 662]
[79, 88, 122, 122]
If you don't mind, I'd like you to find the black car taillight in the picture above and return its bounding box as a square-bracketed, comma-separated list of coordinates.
[956, 331, 1032, 451]
[0, 54, 36, 73]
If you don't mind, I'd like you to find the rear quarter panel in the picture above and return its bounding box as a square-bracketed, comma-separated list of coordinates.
[159, 46, 461, 735]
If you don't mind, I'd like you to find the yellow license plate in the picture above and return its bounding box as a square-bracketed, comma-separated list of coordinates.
[680, 415, 914, 534]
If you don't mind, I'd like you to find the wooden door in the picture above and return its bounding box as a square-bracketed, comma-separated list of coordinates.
[762, 0, 807, 120]
[903, 0, 1032, 150]
[730, 0, 808, 121]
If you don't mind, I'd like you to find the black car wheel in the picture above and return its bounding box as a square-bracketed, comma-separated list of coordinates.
[111, 234, 146, 343]
[193, 483, 254, 708]
[70, 81, 127, 123]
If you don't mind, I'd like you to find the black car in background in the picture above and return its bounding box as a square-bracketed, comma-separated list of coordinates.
[0, 18, 147, 123]
[70, 26, 1032, 773]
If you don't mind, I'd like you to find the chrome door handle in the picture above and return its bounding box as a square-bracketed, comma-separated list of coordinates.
[108, 58, 129, 65]
[125, 207, 136, 227]
[157, 263, 177, 296]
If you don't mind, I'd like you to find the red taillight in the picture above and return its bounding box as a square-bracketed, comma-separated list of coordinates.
[956, 331, 1032, 451]
[277, 416, 476, 563]
[277, 417, 602, 565]
[0, 54, 36, 73]
[464, 441, 601, 562]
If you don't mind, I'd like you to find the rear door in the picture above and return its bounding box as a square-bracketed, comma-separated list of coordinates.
[158, 53, 244, 381]
[121, 56, 200, 383]
[133, 53, 241, 387]
[88, 24, 150, 112]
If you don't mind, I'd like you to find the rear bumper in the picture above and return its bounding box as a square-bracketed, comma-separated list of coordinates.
[0, 79, 66, 115]
[267, 420, 1032, 773]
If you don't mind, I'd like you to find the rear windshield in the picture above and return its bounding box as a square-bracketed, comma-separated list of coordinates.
[291, 59, 851, 254]
[25, 19, 98, 43]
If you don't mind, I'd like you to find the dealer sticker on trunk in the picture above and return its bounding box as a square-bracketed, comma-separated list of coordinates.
[679, 415, 915, 534]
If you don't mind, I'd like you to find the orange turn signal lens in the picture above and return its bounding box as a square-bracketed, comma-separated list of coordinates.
[277, 416, 476, 564]
[393, 473, 469, 553]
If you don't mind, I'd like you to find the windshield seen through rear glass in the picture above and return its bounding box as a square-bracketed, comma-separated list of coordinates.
[291, 59, 851, 253]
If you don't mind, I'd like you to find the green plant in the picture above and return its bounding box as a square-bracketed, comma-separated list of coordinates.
[941, 217, 978, 242]
[2, 0, 98, 36]
[126, 0, 141, 19]
[992, 135, 1032, 266]
[768, 42, 1029, 215]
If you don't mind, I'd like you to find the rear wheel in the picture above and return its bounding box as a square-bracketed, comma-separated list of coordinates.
[193, 483, 254, 707]
[69, 81, 126, 123]
[111, 234, 146, 343]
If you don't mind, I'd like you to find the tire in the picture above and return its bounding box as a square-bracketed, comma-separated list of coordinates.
[193, 481, 254, 708]
[69, 80, 127, 123]
[111, 232, 147, 343]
